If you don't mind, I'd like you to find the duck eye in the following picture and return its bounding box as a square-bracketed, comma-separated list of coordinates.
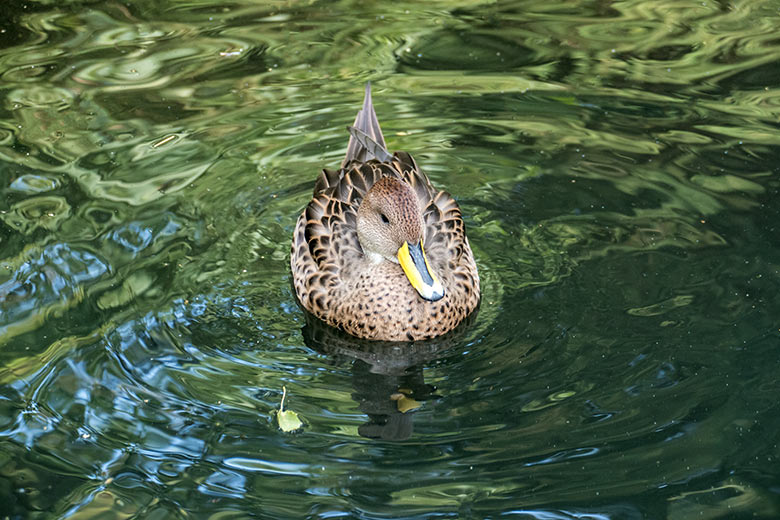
[380, 213, 390, 224]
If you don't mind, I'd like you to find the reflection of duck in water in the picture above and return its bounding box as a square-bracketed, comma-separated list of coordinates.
[352, 360, 437, 440]
[302, 310, 476, 440]
[291, 83, 480, 341]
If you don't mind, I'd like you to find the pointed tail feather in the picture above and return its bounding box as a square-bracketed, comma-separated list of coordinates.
[346, 125, 393, 163]
[342, 83, 390, 167]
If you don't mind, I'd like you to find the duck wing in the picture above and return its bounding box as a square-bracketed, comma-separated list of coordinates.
[295, 160, 386, 298]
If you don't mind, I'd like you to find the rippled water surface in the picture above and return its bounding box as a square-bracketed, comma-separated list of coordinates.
[2, 0, 780, 518]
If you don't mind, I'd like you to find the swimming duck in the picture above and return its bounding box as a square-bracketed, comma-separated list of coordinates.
[291, 84, 480, 341]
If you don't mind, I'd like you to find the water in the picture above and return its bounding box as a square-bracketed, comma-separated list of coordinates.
[2, 0, 780, 518]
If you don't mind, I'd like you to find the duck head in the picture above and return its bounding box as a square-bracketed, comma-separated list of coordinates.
[356, 177, 444, 301]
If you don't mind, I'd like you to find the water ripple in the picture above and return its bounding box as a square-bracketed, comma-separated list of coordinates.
[1, 0, 780, 518]
[0, 244, 108, 341]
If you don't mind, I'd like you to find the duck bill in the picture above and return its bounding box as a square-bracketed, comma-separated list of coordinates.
[397, 241, 445, 301]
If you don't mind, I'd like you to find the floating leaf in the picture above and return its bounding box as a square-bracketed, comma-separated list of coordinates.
[277, 409, 303, 432]
[275, 386, 303, 432]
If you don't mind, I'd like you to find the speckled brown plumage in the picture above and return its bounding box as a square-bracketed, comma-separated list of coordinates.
[290, 84, 480, 341]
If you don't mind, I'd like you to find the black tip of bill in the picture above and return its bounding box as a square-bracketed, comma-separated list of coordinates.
[398, 241, 445, 302]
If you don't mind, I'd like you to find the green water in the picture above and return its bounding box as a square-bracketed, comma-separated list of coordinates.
[2, 0, 780, 518]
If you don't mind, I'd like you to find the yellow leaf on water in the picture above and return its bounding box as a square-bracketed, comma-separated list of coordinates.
[275, 386, 303, 432]
[277, 409, 303, 432]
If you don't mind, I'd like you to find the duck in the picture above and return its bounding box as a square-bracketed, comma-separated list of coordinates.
[291, 83, 480, 341]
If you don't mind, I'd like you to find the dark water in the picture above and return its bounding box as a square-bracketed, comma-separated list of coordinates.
[2, 0, 780, 518]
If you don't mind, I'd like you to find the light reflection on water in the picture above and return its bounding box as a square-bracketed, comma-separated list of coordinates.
[1, 0, 780, 518]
